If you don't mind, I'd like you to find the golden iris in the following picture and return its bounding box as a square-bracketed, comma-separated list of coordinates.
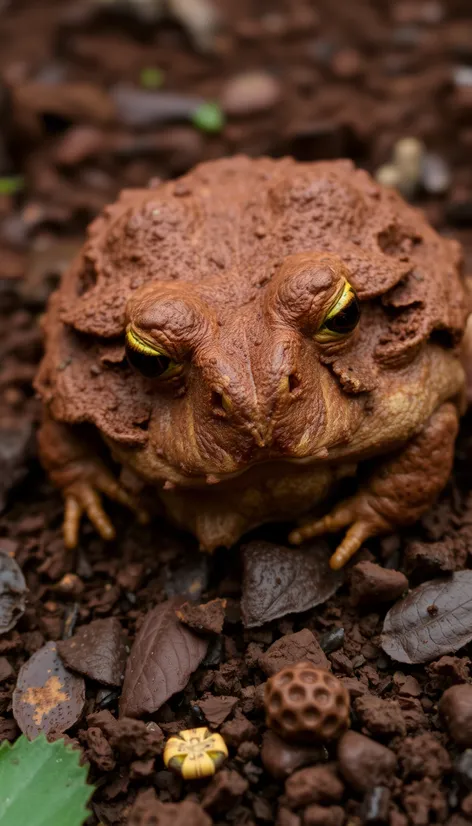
[125, 328, 177, 378]
[315, 280, 360, 342]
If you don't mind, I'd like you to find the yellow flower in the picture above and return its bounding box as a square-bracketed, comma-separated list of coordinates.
[163, 727, 228, 780]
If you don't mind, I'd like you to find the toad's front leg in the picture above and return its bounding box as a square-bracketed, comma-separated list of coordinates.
[289, 402, 459, 570]
[38, 412, 148, 548]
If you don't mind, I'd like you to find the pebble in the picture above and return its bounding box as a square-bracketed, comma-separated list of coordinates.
[375, 164, 401, 190]
[354, 695, 406, 738]
[361, 786, 391, 825]
[111, 83, 204, 128]
[453, 67, 472, 88]
[304, 805, 345, 826]
[455, 750, 472, 790]
[221, 71, 281, 117]
[439, 684, 472, 747]
[337, 731, 397, 792]
[261, 730, 327, 780]
[421, 153, 451, 195]
[285, 764, 344, 807]
[201, 768, 248, 813]
[319, 628, 345, 654]
[400, 733, 451, 779]
[350, 561, 408, 607]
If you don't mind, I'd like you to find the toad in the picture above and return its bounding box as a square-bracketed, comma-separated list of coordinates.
[35, 157, 469, 569]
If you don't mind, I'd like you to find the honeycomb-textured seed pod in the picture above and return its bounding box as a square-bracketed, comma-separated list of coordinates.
[264, 662, 350, 742]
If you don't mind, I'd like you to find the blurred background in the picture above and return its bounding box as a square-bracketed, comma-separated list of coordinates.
[0, 0, 472, 535]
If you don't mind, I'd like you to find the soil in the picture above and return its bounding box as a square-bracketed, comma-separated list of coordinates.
[2, 1, 472, 825]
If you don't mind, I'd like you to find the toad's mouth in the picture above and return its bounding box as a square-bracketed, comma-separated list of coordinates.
[152, 446, 349, 490]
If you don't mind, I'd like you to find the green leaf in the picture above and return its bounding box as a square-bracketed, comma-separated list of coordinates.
[191, 102, 225, 134]
[140, 67, 165, 88]
[0, 176, 25, 196]
[0, 735, 94, 826]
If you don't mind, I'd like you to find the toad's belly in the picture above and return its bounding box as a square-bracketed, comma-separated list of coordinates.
[158, 460, 357, 551]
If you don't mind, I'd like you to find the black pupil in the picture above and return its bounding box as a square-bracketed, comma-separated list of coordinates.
[126, 344, 171, 378]
[325, 293, 360, 334]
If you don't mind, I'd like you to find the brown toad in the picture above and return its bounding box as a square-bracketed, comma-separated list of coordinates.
[35, 157, 469, 569]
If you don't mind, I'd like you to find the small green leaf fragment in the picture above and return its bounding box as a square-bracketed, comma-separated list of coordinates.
[191, 102, 225, 134]
[0, 176, 25, 196]
[0, 735, 93, 826]
[140, 67, 165, 89]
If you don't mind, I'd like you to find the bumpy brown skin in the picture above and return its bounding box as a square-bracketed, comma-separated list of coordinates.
[35, 157, 469, 568]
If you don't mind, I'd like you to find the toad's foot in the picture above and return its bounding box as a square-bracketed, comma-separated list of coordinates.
[62, 462, 149, 549]
[289, 402, 459, 570]
[37, 413, 149, 548]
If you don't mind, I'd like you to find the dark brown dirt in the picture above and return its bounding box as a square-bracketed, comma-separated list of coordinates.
[2, 1, 472, 825]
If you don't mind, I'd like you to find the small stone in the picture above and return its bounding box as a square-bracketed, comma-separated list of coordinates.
[337, 731, 397, 792]
[261, 730, 327, 780]
[350, 562, 408, 607]
[259, 629, 328, 677]
[276, 809, 301, 826]
[265, 663, 350, 743]
[163, 727, 228, 780]
[55, 573, 84, 597]
[198, 694, 238, 727]
[439, 684, 472, 747]
[220, 712, 257, 747]
[455, 750, 472, 790]
[128, 790, 211, 826]
[285, 764, 344, 807]
[319, 628, 345, 655]
[201, 768, 249, 813]
[400, 733, 451, 779]
[304, 805, 345, 826]
[221, 71, 281, 117]
[361, 786, 391, 825]
[375, 164, 401, 190]
[421, 153, 451, 195]
[454, 67, 472, 87]
[176, 598, 226, 635]
[354, 695, 406, 738]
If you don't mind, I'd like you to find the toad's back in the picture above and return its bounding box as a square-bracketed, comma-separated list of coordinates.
[56, 155, 465, 345]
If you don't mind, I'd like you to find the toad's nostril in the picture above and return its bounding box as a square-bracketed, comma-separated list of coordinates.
[288, 372, 301, 394]
[211, 390, 231, 417]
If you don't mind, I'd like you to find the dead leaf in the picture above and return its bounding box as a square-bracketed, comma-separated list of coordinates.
[57, 617, 129, 686]
[13, 642, 85, 740]
[119, 598, 208, 718]
[381, 572, 472, 664]
[241, 540, 343, 628]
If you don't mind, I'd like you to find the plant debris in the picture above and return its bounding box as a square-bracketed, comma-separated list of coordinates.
[0, 735, 93, 826]
[120, 597, 208, 718]
[381, 572, 472, 664]
[241, 540, 342, 628]
[57, 617, 129, 686]
[12, 642, 85, 740]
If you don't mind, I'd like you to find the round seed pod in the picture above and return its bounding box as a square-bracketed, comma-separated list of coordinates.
[163, 726, 228, 779]
[264, 662, 350, 743]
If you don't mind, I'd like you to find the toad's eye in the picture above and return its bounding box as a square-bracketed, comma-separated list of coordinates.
[125, 329, 177, 378]
[315, 280, 360, 342]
